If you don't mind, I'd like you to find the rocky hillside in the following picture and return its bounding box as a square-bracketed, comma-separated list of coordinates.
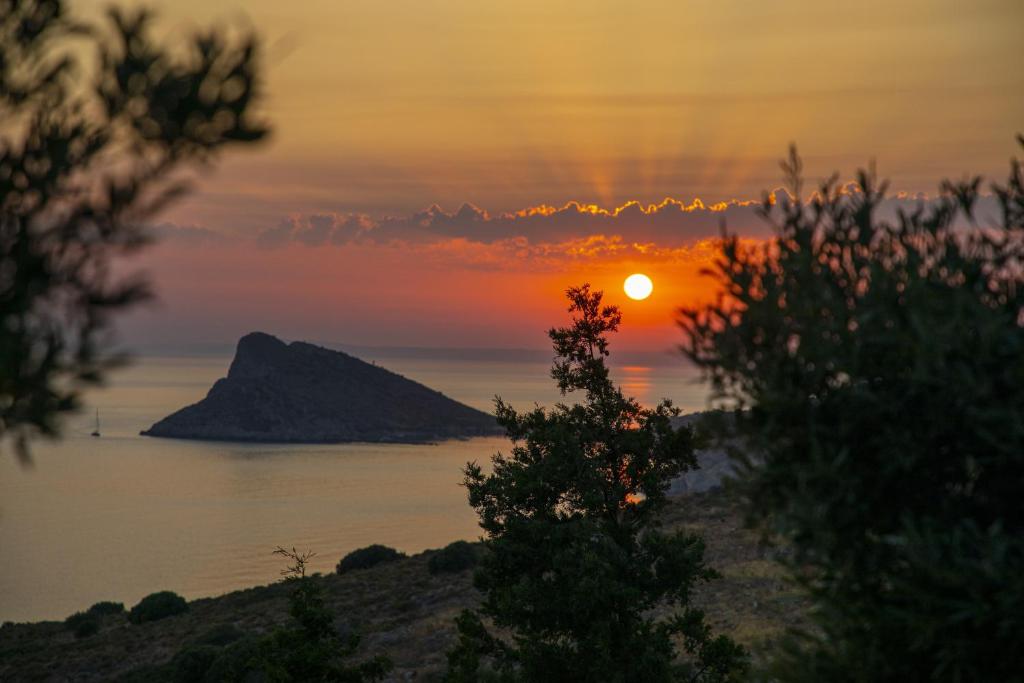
[142, 332, 502, 443]
[0, 488, 808, 682]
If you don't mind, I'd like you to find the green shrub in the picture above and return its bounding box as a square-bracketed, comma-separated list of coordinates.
[64, 612, 99, 639]
[167, 626, 249, 682]
[201, 637, 263, 682]
[192, 623, 246, 648]
[128, 591, 189, 624]
[171, 645, 219, 682]
[63, 600, 125, 639]
[681, 143, 1024, 681]
[189, 548, 390, 682]
[336, 545, 405, 574]
[428, 541, 479, 575]
[87, 601, 125, 616]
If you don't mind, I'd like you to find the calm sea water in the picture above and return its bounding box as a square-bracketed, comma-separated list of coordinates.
[0, 348, 706, 622]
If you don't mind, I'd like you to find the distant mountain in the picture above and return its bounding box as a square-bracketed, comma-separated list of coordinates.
[141, 332, 501, 443]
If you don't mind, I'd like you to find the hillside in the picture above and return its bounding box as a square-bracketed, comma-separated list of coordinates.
[0, 488, 808, 682]
[141, 332, 502, 443]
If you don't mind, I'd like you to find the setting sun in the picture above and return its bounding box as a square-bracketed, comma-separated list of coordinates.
[2, 1, 1020, 676]
[624, 273, 653, 300]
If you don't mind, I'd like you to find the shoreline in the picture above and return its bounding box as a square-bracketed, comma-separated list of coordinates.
[0, 488, 807, 681]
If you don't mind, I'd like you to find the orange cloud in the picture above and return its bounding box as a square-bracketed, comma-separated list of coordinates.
[156, 189, 994, 263]
[225, 194, 784, 249]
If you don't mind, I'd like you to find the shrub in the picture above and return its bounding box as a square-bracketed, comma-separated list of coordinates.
[336, 545, 405, 574]
[184, 547, 391, 681]
[128, 591, 189, 624]
[201, 637, 263, 682]
[64, 612, 99, 639]
[193, 623, 246, 648]
[171, 645, 220, 683]
[428, 541, 479, 575]
[681, 142, 1024, 681]
[86, 601, 125, 616]
[63, 600, 125, 639]
[166, 624, 249, 681]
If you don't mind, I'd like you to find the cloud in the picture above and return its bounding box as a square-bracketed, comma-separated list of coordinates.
[162, 189, 1006, 263]
[257, 213, 376, 247]
[253, 196, 777, 248]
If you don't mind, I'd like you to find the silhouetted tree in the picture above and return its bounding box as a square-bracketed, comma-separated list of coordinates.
[0, 0, 266, 461]
[680, 141, 1024, 681]
[447, 285, 747, 683]
[170, 547, 391, 682]
[248, 547, 392, 682]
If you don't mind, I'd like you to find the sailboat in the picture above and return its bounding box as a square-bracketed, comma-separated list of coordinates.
[91, 409, 101, 437]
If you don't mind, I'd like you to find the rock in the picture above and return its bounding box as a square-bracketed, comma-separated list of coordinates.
[141, 332, 502, 443]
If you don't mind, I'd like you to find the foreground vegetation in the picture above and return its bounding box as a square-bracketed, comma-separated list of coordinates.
[449, 286, 746, 682]
[683, 142, 1024, 681]
[0, 0, 266, 461]
[0, 487, 806, 682]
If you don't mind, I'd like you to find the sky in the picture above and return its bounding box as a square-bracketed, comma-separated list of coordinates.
[86, 0, 1024, 353]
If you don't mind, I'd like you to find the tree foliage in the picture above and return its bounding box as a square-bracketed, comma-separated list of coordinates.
[447, 285, 747, 683]
[128, 590, 188, 624]
[0, 0, 267, 460]
[247, 547, 392, 682]
[680, 141, 1024, 681]
[336, 544, 405, 574]
[183, 547, 392, 682]
[428, 540, 479, 575]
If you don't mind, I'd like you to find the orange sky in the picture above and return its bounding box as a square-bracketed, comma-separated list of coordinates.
[92, 0, 1023, 351]
[119, 232, 724, 352]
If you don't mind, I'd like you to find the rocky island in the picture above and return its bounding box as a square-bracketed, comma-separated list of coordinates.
[141, 332, 502, 443]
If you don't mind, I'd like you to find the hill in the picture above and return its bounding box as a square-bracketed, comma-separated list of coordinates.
[0, 488, 808, 681]
[141, 332, 502, 443]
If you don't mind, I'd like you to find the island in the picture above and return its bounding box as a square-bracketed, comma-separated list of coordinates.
[141, 332, 502, 443]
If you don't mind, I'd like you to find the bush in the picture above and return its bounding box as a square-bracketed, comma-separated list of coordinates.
[183, 547, 391, 682]
[336, 545, 405, 574]
[428, 541, 479, 575]
[166, 625, 248, 681]
[64, 612, 99, 639]
[128, 591, 189, 624]
[192, 623, 246, 648]
[64, 600, 125, 638]
[200, 637, 263, 682]
[681, 143, 1024, 680]
[86, 601, 125, 616]
[171, 645, 220, 683]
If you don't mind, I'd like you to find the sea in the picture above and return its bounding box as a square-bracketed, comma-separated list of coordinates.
[0, 346, 707, 623]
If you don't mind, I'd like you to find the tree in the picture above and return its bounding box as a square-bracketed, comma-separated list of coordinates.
[447, 285, 747, 683]
[194, 547, 392, 682]
[680, 141, 1024, 681]
[249, 547, 392, 682]
[0, 0, 267, 461]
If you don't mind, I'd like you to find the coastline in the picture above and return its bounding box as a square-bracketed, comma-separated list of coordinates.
[0, 488, 806, 681]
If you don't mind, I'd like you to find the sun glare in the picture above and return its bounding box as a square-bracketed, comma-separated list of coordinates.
[624, 273, 653, 300]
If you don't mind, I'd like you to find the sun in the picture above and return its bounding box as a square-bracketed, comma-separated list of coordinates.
[623, 273, 653, 300]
